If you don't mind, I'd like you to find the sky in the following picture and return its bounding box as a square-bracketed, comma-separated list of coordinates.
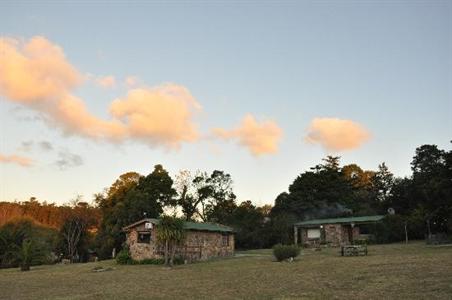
[1, 1, 451, 206]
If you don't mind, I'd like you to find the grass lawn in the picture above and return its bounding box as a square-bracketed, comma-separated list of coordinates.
[1, 242, 451, 299]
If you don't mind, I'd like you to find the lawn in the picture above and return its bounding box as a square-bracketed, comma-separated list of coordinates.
[1, 242, 451, 299]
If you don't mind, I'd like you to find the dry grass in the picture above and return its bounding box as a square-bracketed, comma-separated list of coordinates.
[1, 242, 451, 299]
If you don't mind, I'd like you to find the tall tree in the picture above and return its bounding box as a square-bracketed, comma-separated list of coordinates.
[95, 165, 176, 259]
[273, 157, 354, 220]
[156, 216, 186, 267]
[373, 162, 395, 206]
[174, 170, 237, 222]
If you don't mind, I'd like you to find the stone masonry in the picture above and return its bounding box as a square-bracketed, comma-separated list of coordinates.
[125, 222, 234, 262]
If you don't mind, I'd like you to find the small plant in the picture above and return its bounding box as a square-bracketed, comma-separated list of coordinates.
[272, 244, 301, 262]
[116, 248, 132, 265]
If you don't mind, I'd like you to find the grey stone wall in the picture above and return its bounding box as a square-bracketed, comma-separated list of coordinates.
[126, 226, 234, 262]
[300, 224, 362, 247]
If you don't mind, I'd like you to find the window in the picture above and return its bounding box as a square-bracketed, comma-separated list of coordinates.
[137, 232, 151, 243]
[222, 234, 229, 247]
[307, 228, 321, 239]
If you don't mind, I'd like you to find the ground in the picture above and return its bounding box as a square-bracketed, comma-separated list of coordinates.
[1, 242, 451, 299]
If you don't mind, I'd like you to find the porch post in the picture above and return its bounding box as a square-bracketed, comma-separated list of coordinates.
[294, 226, 298, 245]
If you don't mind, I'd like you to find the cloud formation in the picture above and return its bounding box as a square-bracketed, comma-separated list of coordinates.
[19, 141, 34, 152]
[55, 150, 83, 170]
[305, 117, 370, 152]
[0, 36, 201, 149]
[96, 75, 116, 88]
[39, 141, 53, 151]
[0, 36, 81, 103]
[110, 85, 201, 148]
[0, 153, 33, 167]
[125, 76, 139, 88]
[213, 114, 282, 156]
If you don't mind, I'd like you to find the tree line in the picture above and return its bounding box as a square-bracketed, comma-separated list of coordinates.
[1, 142, 451, 269]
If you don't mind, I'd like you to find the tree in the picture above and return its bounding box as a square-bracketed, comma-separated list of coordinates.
[15, 239, 48, 271]
[228, 201, 265, 249]
[174, 170, 237, 223]
[410, 144, 451, 234]
[174, 170, 206, 221]
[156, 216, 186, 267]
[95, 165, 176, 258]
[373, 162, 395, 205]
[0, 218, 53, 270]
[60, 198, 98, 262]
[272, 156, 355, 220]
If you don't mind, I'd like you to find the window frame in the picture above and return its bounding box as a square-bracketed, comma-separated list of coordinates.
[222, 233, 229, 247]
[137, 232, 151, 244]
[307, 228, 321, 239]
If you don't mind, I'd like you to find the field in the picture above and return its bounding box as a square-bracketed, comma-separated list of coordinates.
[1, 242, 451, 299]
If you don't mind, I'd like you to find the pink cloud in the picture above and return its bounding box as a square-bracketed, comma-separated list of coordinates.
[0, 153, 33, 167]
[0, 36, 81, 103]
[213, 114, 282, 156]
[0, 36, 202, 150]
[110, 84, 201, 148]
[125, 76, 140, 88]
[305, 117, 371, 152]
[95, 75, 116, 88]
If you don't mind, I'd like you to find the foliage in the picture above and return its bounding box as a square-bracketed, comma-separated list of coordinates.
[58, 198, 98, 262]
[272, 244, 301, 262]
[271, 156, 358, 220]
[95, 165, 176, 259]
[156, 216, 186, 267]
[0, 197, 100, 229]
[15, 239, 49, 271]
[116, 248, 132, 265]
[175, 170, 237, 222]
[0, 218, 54, 269]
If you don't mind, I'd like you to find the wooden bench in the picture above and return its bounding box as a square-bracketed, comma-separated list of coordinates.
[341, 245, 367, 256]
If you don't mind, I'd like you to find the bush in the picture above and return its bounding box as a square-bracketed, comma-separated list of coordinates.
[0, 218, 55, 269]
[272, 244, 300, 262]
[115, 248, 132, 265]
[134, 258, 164, 265]
[172, 255, 185, 265]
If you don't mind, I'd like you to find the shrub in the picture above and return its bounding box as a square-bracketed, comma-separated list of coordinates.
[116, 248, 132, 265]
[135, 258, 164, 265]
[0, 218, 54, 269]
[172, 255, 185, 265]
[272, 244, 301, 262]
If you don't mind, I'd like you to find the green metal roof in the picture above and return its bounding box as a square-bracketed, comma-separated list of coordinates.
[294, 215, 385, 227]
[123, 218, 234, 233]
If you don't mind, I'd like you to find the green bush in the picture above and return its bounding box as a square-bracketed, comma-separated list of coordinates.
[272, 244, 301, 262]
[172, 255, 185, 265]
[115, 248, 132, 265]
[135, 258, 164, 265]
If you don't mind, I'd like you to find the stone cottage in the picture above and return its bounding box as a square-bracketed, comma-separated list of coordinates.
[123, 218, 234, 262]
[293, 215, 384, 247]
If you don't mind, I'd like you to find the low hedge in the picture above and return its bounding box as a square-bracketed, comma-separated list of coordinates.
[116, 249, 184, 265]
[272, 244, 301, 262]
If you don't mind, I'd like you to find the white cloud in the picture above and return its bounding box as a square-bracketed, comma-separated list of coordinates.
[213, 114, 282, 156]
[305, 117, 371, 152]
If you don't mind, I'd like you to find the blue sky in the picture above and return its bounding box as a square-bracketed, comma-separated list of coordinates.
[1, 1, 451, 206]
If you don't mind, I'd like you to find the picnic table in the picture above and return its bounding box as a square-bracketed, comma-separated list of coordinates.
[341, 244, 368, 256]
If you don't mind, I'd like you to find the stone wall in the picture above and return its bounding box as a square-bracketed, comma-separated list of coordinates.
[126, 225, 234, 262]
[126, 225, 160, 261]
[325, 224, 345, 246]
[300, 224, 362, 247]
